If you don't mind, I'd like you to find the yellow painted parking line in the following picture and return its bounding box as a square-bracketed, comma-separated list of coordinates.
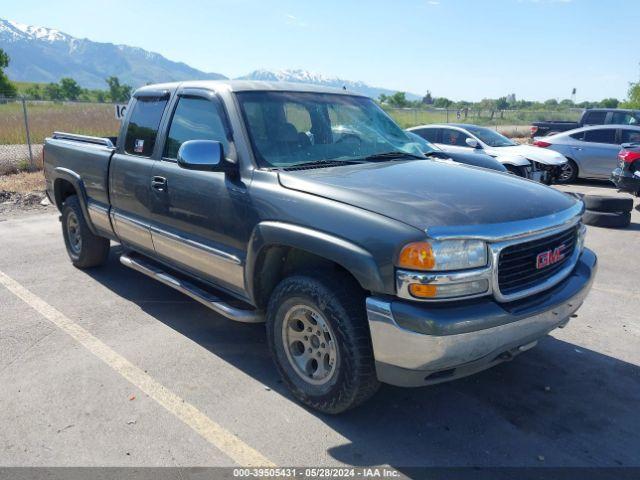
[0, 269, 275, 467]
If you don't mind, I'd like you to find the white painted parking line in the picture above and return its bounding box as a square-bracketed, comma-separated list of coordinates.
[0, 269, 275, 467]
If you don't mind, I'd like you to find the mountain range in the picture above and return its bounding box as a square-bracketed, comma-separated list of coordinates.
[0, 18, 418, 100]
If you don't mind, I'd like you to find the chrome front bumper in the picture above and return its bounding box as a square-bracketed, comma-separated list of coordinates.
[367, 248, 597, 387]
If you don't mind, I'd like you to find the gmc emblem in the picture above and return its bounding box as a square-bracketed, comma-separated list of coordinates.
[536, 244, 566, 269]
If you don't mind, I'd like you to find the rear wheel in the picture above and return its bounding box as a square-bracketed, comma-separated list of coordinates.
[557, 159, 578, 184]
[266, 271, 380, 414]
[62, 195, 110, 268]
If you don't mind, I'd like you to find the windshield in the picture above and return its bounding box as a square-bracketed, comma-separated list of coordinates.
[236, 91, 423, 167]
[464, 125, 517, 147]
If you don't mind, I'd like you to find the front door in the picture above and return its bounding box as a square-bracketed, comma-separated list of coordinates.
[576, 128, 620, 178]
[149, 90, 251, 297]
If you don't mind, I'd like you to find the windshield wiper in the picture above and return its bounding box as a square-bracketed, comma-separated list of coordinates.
[282, 159, 362, 169]
[360, 151, 425, 162]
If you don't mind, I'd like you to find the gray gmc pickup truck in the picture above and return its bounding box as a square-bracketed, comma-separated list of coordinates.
[44, 81, 597, 413]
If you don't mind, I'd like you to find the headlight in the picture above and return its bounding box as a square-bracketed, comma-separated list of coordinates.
[398, 240, 488, 271]
[577, 223, 587, 252]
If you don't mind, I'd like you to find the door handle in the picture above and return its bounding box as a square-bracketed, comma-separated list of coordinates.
[151, 176, 167, 191]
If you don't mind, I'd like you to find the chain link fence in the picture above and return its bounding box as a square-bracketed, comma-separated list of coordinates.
[0, 97, 121, 175]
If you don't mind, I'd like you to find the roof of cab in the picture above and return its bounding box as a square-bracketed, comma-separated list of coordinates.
[134, 80, 367, 97]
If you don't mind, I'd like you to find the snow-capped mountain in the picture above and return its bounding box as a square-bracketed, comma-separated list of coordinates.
[0, 18, 418, 100]
[0, 18, 226, 89]
[237, 69, 419, 100]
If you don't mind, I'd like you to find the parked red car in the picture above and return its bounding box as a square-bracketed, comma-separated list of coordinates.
[611, 143, 640, 196]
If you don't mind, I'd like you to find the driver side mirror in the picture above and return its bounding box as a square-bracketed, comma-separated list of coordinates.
[177, 140, 236, 173]
[465, 138, 481, 149]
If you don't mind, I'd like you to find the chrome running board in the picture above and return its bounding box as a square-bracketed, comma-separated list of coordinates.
[120, 252, 264, 323]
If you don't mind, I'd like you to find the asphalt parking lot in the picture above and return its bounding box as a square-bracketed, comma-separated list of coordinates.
[1, 180, 639, 468]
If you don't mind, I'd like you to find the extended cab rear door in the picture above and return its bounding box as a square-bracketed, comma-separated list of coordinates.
[109, 90, 171, 255]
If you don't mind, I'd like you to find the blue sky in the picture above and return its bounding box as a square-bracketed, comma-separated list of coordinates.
[4, 0, 639, 101]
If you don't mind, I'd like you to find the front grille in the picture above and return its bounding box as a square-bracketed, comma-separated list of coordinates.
[498, 226, 578, 296]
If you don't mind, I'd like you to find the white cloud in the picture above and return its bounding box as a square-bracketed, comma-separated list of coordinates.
[427, 0, 440, 4]
[284, 13, 308, 28]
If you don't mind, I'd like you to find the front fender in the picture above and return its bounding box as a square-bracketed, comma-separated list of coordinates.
[494, 154, 530, 167]
[245, 221, 386, 303]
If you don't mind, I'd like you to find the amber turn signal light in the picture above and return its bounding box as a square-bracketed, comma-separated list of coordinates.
[408, 284, 437, 298]
[398, 242, 435, 270]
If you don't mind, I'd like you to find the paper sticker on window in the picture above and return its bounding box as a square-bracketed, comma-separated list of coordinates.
[134, 139, 144, 153]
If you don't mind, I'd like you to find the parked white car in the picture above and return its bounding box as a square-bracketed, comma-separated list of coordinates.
[408, 124, 568, 183]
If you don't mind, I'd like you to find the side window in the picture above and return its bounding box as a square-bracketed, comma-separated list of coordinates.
[284, 103, 312, 133]
[611, 112, 633, 125]
[570, 131, 585, 141]
[440, 129, 470, 146]
[413, 128, 438, 142]
[583, 129, 617, 144]
[124, 97, 169, 157]
[164, 96, 230, 159]
[621, 129, 640, 144]
[582, 111, 607, 125]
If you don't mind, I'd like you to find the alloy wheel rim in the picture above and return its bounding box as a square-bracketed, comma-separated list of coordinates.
[281, 304, 338, 385]
[66, 212, 82, 254]
[558, 162, 575, 182]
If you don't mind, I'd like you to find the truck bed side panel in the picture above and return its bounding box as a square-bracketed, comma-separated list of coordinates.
[44, 138, 115, 236]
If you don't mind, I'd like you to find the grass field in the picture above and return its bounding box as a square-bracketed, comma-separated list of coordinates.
[0, 101, 120, 145]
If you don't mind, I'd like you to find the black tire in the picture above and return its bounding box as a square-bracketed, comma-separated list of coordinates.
[266, 271, 380, 414]
[582, 195, 633, 213]
[505, 165, 527, 177]
[556, 159, 579, 184]
[583, 209, 631, 228]
[61, 195, 110, 268]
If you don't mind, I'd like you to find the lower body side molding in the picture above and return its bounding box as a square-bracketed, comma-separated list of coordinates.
[120, 252, 264, 323]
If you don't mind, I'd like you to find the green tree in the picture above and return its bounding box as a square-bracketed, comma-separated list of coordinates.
[0, 48, 17, 97]
[559, 99, 575, 107]
[387, 92, 409, 107]
[624, 81, 640, 109]
[599, 97, 619, 108]
[59, 77, 82, 100]
[433, 97, 453, 108]
[544, 99, 559, 108]
[44, 83, 64, 101]
[25, 84, 42, 100]
[106, 76, 132, 102]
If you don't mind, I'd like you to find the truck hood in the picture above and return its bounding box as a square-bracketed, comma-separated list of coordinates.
[485, 145, 567, 165]
[278, 159, 577, 231]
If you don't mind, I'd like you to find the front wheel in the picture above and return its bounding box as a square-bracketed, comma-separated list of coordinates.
[266, 271, 380, 414]
[556, 159, 578, 184]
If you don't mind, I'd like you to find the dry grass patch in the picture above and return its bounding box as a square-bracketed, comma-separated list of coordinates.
[0, 171, 46, 194]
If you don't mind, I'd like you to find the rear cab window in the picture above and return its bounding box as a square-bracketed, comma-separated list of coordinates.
[582, 111, 607, 125]
[124, 97, 169, 157]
